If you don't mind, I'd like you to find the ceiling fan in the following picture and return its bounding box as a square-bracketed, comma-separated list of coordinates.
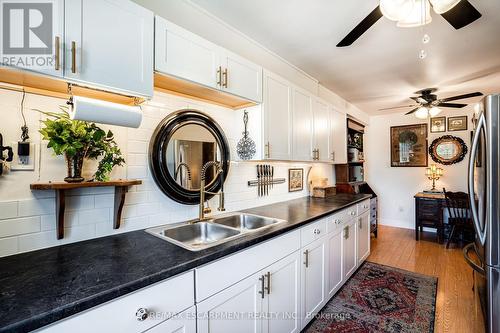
[337, 0, 482, 47]
[378, 88, 483, 118]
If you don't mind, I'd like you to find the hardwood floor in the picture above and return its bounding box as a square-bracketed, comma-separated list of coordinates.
[368, 225, 485, 333]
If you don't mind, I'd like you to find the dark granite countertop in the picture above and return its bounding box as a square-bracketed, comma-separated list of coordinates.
[0, 193, 371, 332]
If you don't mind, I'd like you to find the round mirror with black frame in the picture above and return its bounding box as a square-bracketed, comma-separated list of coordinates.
[429, 135, 468, 165]
[149, 109, 230, 205]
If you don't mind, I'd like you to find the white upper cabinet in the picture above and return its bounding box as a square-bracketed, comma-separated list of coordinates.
[64, 0, 153, 97]
[155, 16, 219, 89]
[263, 71, 292, 160]
[329, 108, 348, 164]
[292, 88, 313, 161]
[312, 98, 331, 162]
[154, 16, 263, 103]
[0, 0, 65, 77]
[220, 50, 262, 102]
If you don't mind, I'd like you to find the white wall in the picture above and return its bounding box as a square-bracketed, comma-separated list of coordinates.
[0, 90, 334, 257]
[365, 108, 474, 229]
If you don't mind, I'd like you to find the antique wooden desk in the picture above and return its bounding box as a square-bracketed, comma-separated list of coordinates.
[414, 192, 446, 243]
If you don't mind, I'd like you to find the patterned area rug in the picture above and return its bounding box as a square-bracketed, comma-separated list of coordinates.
[304, 261, 438, 333]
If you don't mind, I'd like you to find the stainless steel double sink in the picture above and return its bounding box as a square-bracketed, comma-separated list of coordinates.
[146, 213, 285, 251]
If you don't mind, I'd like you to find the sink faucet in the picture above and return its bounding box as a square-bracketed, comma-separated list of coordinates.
[199, 161, 225, 221]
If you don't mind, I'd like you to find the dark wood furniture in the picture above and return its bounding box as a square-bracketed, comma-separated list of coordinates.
[30, 179, 142, 239]
[443, 188, 474, 248]
[414, 192, 446, 243]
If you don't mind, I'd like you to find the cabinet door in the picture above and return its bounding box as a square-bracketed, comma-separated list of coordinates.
[327, 229, 343, 298]
[263, 71, 292, 160]
[65, 0, 154, 97]
[221, 50, 262, 102]
[342, 220, 357, 280]
[292, 88, 313, 161]
[155, 16, 219, 90]
[357, 211, 371, 265]
[313, 98, 331, 162]
[329, 108, 347, 164]
[1, 0, 64, 77]
[301, 237, 327, 328]
[145, 307, 196, 333]
[263, 252, 301, 333]
[197, 272, 264, 333]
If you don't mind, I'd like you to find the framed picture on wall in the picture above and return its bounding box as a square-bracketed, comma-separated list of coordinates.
[430, 117, 446, 133]
[448, 116, 468, 131]
[390, 124, 428, 167]
[288, 168, 303, 192]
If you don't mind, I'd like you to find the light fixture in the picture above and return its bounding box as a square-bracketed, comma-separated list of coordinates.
[429, 106, 442, 117]
[425, 164, 444, 192]
[397, 0, 432, 27]
[429, 0, 460, 14]
[380, 0, 415, 21]
[415, 106, 429, 119]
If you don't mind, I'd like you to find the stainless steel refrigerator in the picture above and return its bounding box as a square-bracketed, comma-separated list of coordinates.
[465, 94, 500, 332]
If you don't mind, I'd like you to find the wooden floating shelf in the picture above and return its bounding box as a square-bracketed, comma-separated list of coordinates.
[30, 179, 142, 239]
[0, 66, 143, 106]
[154, 72, 258, 110]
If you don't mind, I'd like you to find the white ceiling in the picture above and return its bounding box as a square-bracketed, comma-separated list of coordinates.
[190, 0, 500, 115]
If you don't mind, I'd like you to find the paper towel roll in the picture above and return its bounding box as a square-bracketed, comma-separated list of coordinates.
[70, 96, 142, 128]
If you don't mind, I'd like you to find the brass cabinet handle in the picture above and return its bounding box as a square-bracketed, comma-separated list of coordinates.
[222, 68, 228, 88]
[344, 226, 349, 239]
[265, 271, 271, 294]
[54, 36, 60, 71]
[258, 275, 265, 298]
[359, 218, 362, 229]
[316, 149, 320, 160]
[331, 151, 335, 161]
[304, 249, 309, 268]
[265, 142, 270, 158]
[71, 41, 76, 73]
[216, 66, 222, 86]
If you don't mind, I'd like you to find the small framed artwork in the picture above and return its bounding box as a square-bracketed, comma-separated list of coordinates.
[430, 117, 446, 133]
[390, 123, 428, 167]
[288, 168, 304, 192]
[448, 116, 468, 131]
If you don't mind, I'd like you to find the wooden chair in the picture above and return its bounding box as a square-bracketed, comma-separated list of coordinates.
[443, 188, 474, 249]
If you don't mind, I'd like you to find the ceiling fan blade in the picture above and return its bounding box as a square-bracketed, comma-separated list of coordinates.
[379, 104, 417, 111]
[436, 102, 467, 108]
[440, 0, 482, 29]
[410, 96, 428, 104]
[440, 92, 483, 102]
[405, 107, 420, 115]
[337, 6, 383, 47]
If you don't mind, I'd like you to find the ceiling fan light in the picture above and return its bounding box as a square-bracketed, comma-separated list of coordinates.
[429, 0, 460, 14]
[397, 0, 432, 27]
[415, 106, 429, 119]
[380, 0, 415, 21]
[429, 106, 442, 117]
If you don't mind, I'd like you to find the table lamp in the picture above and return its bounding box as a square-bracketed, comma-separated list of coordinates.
[425, 164, 444, 193]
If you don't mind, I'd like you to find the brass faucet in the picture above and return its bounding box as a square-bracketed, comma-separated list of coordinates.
[199, 161, 225, 221]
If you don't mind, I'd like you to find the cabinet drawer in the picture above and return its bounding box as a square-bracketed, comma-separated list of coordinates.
[301, 218, 327, 247]
[345, 205, 357, 219]
[357, 199, 370, 215]
[36, 271, 195, 333]
[326, 210, 349, 233]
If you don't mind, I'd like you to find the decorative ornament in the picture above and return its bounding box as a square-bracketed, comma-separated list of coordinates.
[237, 110, 256, 160]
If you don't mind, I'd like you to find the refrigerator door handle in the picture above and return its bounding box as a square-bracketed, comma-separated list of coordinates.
[468, 113, 487, 245]
[463, 243, 486, 276]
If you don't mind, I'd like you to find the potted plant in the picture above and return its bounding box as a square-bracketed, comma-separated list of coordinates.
[38, 108, 125, 183]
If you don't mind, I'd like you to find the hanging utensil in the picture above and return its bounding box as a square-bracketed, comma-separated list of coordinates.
[237, 111, 256, 160]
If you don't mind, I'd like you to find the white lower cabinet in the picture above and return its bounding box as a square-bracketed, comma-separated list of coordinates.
[342, 220, 358, 281]
[327, 228, 343, 298]
[357, 211, 371, 265]
[197, 271, 264, 333]
[145, 307, 196, 333]
[300, 237, 327, 328]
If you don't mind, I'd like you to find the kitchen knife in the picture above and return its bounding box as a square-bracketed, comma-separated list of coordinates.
[271, 166, 274, 189]
[257, 165, 261, 196]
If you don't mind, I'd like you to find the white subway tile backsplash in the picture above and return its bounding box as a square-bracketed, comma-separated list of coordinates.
[79, 208, 110, 225]
[18, 199, 54, 217]
[0, 201, 18, 220]
[0, 236, 18, 257]
[127, 166, 148, 179]
[125, 192, 148, 205]
[94, 194, 115, 209]
[0, 216, 40, 237]
[128, 140, 149, 153]
[66, 196, 94, 211]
